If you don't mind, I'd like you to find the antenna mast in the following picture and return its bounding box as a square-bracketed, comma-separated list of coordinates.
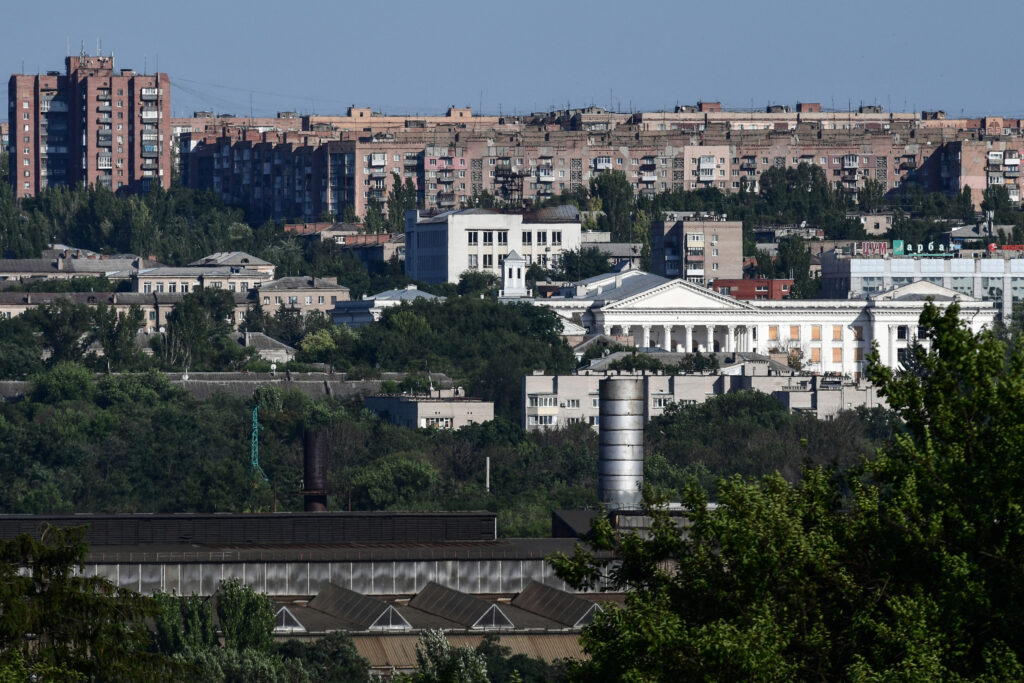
[251, 405, 268, 481]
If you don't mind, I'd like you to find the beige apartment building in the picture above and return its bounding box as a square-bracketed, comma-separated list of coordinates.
[650, 212, 743, 282]
[255, 276, 350, 315]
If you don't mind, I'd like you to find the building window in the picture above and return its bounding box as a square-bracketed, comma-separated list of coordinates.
[497, 232, 508, 246]
[143, 283, 152, 294]
[305, 296, 312, 305]
[318, 296, 325, 304]
[811, 325, 821, 341]
[833, 348, 843, 363]
[768, 325, 779, 341]
[789, 325, 800, 340]
[483, 254, 493, 268]
[653, 397, 672, 408]
[528, 395, 558, 407]
[833, 325, 843, 341]
[552, 231, 562, 245]
[565, 399, 580, 408]
[483, 231, 493, 245]
[854, 348, 864, 361]
[522, 232, 532, 245]
[811, 347, 822, 363]
[263, 297, 270, 305]
[467, 232, 478, 245]
[468, 254, 478, 268]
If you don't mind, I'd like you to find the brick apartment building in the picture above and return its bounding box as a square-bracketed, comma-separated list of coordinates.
[8, 53, 171, 198]
[177, 103, 1023, 222]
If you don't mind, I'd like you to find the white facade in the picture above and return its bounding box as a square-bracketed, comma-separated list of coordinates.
[821, 252, 1024, 318]
[404, 209, 582, 284]
[534, 272, 996, 379]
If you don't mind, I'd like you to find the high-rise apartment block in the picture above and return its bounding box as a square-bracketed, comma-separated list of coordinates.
[650, 212, 744, 283]
[8, 54, 171, 198]
[178, 104, 1023, 222]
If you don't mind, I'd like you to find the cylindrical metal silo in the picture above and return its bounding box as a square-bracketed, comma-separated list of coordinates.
[599, 377, 644, 509]
[302, 430, 329, 512]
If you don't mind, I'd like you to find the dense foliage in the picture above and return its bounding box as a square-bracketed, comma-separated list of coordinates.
[553, 302, 1024, 680]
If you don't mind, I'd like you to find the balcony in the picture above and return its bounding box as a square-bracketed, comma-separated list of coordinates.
[370, 154, 387, 167]
[641, 173, 657, 183]
[437, 175, 454, 184]
[97, 116, 112, 124]
[594, 160, 612, 170]
[843, 157, 859, 169]
[141, 88, 160, 101]
[698, 157, 715, 170]
[1005, 169, 1020, 178]
[141, 109, 159, 121]
[371, 169, 388, 178]
[142, 161, 158, 171]
[96, 155, 112, 170]
[986, 164, 1004, 173]
[899, 160, 916, 170]
[537, 169, 555, 182]
[96, 138, 112, 148]
[142, 149, 159, 158]
[741, 161, 757, 170]
[404, 157, 420, 166]
[686, 268, 705, 277]
[96, 105, 112, 113]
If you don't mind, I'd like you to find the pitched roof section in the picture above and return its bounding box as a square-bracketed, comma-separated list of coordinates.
[869, 279, 972, 301]
[187, 251, 272, 268]
[511, 581, 602, 628]
[408, 582, 513, 630]
[309, 583, 411, 631]
[601, 277, 755, 311]
[258, 276, 350, 291]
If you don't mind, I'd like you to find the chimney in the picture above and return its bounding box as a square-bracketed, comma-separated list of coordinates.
[598, 377, 645, 509]
[302, 430, 329, 512]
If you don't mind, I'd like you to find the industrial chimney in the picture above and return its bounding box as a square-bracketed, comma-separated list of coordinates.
[302, 430, 328, 512]
[598, 377, 645, 508]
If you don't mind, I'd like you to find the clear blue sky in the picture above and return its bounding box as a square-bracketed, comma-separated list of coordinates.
[5, 0, 1022, 121]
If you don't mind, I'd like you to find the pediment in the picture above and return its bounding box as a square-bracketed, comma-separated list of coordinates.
[870, 279, 974, 302]
[602, 279, 753, 311]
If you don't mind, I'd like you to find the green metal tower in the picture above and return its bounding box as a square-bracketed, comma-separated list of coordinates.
[250, 405, 268, 482]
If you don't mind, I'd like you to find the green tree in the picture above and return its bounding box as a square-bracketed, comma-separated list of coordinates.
[91, 302, 146, 372]
[215, 578, 275, 653]
[414, 629, 488, 683]
[590, 171, 633, 241]
[556, 246, 611, 280]
[23, 298, 94, 365]
[858, 178, 886, 213]
[363, 198, 385, 234]
[276, 631, 370, 682]
[456, 269, 499, 296]
[0, 525, 168, 679]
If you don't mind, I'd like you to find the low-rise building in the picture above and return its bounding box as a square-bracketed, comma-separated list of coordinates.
[711, 278, 794, 299]
[188, 252, 276, 278]
[405, 206, 582, 284]
[134, 266, 272, 295]
[254, 276, 350, 316]
[331, 284, 443, 328]
[364, 389, 494, 430]
[522, 358, 884, 429]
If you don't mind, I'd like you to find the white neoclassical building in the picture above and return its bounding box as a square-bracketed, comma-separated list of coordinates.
[532, 269, 996, 378]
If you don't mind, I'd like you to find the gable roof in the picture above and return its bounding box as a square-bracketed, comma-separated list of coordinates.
[308, 583, 411, 631]
[869, 279, 974, 302]
[511, 581, 602, 628]
[600, 277, 754, 311]
[408, 582, 513, 629]
[188, 251, 272, 268]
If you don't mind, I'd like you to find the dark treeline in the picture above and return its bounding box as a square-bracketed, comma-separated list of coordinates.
[0, 362, 892, 536]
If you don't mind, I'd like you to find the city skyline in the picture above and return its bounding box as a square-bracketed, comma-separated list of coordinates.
[4, 0, 1024, 120]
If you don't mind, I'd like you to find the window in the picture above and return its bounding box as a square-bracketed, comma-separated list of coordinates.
[182, 284, 189, 293]
[811, 347, 822, 363]
[497, 232, 508, 246]
[467, 254, 478, 268]
[305, 296, 313, 305]
[528, 395, 558, 407]
[528, 415, 555, 426]
[552, 231, 562, 245]
[483, 254, 493, 268]
[467, 231, 478, 245]
[811, 325, 821, 341]
[854, 348, 864, 361]
[483, 231, 493, 245]
[653, 397, 673, 408]
[565, 399, 580, 408]
[318, 296, 325, 304]
[833, 348, 843, 363]
[768, 325, 779, 341]
[522, 232, 532, 245]
[537, 232, 547, 245]
[143, 283, 152, 294]
[833, 325, 843, 341]
[789, 325, 800, 340]
[263, 297, 270, 305]
[168, 283, 177, 293]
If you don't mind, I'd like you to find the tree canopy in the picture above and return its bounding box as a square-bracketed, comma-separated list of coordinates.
[553, 301, 1024, 680]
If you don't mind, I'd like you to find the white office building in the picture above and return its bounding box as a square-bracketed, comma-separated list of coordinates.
[404, 206, 582, 284]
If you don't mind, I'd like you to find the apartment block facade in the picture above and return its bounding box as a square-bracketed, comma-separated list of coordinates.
[178, 103, 1023, 221]
[650, 212, 743, 282]
[8, 54, 171, 198]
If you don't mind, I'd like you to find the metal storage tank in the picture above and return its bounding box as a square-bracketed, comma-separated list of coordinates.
[598, 377, 644, 508]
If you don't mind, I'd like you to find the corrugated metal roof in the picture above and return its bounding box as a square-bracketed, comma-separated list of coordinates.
[409, 582, 512, 629]
[512, 581, 599, 627]
[350, 633, 586, 671]
[523, 205, 580, 223]
[308, 583, 409, 630]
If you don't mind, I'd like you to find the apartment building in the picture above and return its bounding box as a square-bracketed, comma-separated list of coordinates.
[8, 53, 171, 198]
[946, 139, 1023, 207]
[255, 276, 350, 315]
[522, 360, 883, 429]
[364, 389, 494, 430]
[711, 278, 794, 299]
[650, 212, 743, 282]
[404, 206, 582, 284]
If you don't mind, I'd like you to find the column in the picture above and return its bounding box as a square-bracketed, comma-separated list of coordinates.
[641, 326, 651, 349]
[603, 324, 612, 337]
[726, 325, 736, 353]
[888, 324, 897, 367]
[684, 325, 693, 353]
[662, 325, 672, 351]
[706, 325, 715, 352]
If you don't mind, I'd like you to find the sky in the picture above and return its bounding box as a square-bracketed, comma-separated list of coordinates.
[4, 0, 1023, 121]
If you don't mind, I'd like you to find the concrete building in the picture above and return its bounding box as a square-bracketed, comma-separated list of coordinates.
[8, 53, 171, 197]
[522, 360, 883, 429]
[820, 250, 1024, 318]
[134, 266, 272, 295]
[404, 206, 582, 284]
[533, 270, 995, 378]
[331, 284, 443, 328]
[254, 276, 350, 315]
[650, 212, 743, 282]
[364, 389, 494, 430]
